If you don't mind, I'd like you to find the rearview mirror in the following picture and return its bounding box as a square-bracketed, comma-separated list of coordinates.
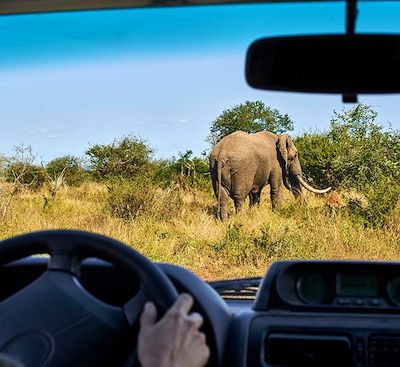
[246, 35, 400, 96]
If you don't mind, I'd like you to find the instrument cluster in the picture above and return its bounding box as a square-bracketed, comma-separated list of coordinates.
[254, 261, 400, 311]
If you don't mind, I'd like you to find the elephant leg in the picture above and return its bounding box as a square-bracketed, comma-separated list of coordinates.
[270, 183, 283, 209]
[219, 188, 229, 221]
[249, 191, 261, 207]
[234, 198, 245, 213]
[249, 192, 256, 207]
[233, 191, 246, 213]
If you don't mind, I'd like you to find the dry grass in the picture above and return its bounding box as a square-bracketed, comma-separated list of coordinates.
[0, 182, 399, 280]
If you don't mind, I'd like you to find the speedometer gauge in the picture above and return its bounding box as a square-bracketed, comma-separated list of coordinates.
[297, 272, 331, 304]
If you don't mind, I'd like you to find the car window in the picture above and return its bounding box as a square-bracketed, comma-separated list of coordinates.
[0, 1, 399, 280]
[358, 1, 400, 33]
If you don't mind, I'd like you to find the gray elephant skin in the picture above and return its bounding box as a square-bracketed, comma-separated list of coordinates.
[209, 131, 331, 220]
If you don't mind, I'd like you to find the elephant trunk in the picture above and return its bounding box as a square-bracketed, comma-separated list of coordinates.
[283, 177, 292, 191]
[295, 174, 331, 194]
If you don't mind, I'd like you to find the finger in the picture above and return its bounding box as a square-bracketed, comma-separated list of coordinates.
[200, 344, 211, 366]
[140, 302, 157, 329]
[187, 312, 204, 329]
[195, 331, 207, 344]
[188, 332, 210, 366]
[167, 293, 194, 317]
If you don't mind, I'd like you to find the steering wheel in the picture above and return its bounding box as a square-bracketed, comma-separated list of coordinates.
[0, 229, 179, 367]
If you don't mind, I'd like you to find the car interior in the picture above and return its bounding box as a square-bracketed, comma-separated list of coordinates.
[1, 0, 400, 366]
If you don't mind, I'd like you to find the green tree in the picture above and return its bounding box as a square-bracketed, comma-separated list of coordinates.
[294, 132, 336, 188]
[296, 104, 400, 225]
[208, 100, 294, 144]
[328, 104, 400, 189]
[85, 135, 154, 181]
[297, 104, 400, 188]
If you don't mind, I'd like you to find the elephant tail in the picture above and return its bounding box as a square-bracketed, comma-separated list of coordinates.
[217, 159, 223, 219]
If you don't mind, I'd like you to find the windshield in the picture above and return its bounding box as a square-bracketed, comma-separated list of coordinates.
[0, 1, 399, 280]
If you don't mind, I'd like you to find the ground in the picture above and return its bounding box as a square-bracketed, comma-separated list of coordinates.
[1, 182, 399, 280]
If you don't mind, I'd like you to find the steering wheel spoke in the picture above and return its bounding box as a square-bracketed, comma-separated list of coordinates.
[47, 249, 83, 276]
[123, 289, 149, 326]
[0, 230, 179, 367]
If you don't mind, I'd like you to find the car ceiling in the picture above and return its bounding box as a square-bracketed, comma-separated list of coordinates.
[0, 0, 390, 16]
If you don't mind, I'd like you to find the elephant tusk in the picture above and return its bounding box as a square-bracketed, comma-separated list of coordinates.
[296, 175, 331, 194]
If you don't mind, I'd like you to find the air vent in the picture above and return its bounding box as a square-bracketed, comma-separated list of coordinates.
[208, 277, 260, 300]
[265, 333, 353, 366]
[369, 335, 400, 367]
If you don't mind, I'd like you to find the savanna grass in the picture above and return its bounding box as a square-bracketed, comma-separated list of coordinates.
[0, 182, 399, 280]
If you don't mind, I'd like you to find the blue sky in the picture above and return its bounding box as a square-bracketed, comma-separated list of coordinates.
[0, 1, 400, 162]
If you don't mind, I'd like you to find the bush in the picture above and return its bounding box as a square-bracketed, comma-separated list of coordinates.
[153, 151, 210, 190]
[46, 155, 90, 187]
[151, 186, 184, 220]
[329, 105, 400, 188]
[1, 145, 45, 190]
[4, 162, 46, 189]
[296, 104, 400, 225]
[107, 177, 155, 220]
[294, 133, 336, 188]
[347, 177, 400, 226]
[86, 135, 154, 181]
[106, 177, 184, 221]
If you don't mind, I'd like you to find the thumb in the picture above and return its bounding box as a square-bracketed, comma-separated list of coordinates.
[140, 302, 157, 330]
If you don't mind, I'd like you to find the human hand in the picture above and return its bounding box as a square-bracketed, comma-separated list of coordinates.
[138, 293, 210, 367]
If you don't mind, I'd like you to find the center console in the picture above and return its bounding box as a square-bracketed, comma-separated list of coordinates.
[239, 261, 400, 367]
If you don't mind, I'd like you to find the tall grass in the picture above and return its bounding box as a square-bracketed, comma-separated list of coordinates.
[0, 182, 399, 280]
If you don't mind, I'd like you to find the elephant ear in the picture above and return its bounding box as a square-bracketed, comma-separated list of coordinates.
[277, 134, 289, 173]
[287, 136, 298, 161]
[277, 134, 297, 173]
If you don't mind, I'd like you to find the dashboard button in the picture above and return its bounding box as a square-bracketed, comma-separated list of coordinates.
[353, 299, 364, 306]
[369, 299, 380, 306]
[356, 338, 365, 362]
[337, 298, 351, 305]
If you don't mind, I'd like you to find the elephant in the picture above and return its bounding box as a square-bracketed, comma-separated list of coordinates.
[209, 130, 331, 220]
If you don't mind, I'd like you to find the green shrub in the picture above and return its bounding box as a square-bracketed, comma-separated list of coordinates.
[46, 155, 90, 187]
[153, 150, 210, 190]
[329, 105, 400, 189]
[107, 177, 155, 220]
[4, 162, 46, 189]
[294, 133, 336, 188]
[253, 225, 292, 259]
[347, 177, 400, 226]
[297, 104, 400, 188]
[295, 104, 400, 226]
[106, 177, 184, 221]
[1, 145, 45, 190]
[151, 186, 184, 220]
[86, 135, 154, 181]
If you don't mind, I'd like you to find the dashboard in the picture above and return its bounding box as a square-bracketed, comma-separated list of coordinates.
[247, 261, 400, 367]
[256, 261, 400, 312]
[2, 258, 400, 367]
